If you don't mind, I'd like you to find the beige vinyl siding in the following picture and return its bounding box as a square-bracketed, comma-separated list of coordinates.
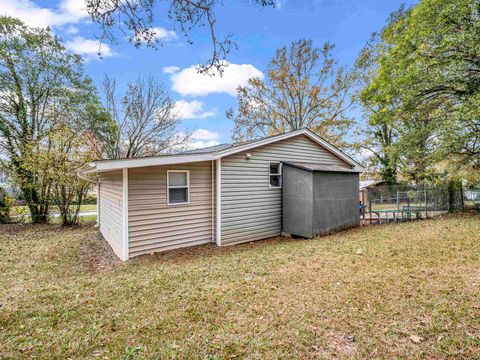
[221, 134, 351, 246]
[128, 161, 214, 257]
[98, 170, 124, 258]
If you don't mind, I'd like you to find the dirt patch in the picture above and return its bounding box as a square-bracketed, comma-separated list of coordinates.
[308, 330, 357, 359]
[79, 229, 122, 272]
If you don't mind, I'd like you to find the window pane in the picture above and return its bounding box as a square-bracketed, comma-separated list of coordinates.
[270, 175, 281, 187]
[169, 188, 188, 203]
[270, 163, 280, 175]
[169, 172, 187, 186]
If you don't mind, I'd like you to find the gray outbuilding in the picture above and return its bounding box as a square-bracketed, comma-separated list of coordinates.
[282, 162, 361, 238]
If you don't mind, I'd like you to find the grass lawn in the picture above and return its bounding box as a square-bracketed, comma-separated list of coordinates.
[1, 213, 479, 358]
[11, 204, 97, 215]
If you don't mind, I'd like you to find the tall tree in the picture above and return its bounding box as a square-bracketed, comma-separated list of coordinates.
[354, 38, 401, 184]
[22, 123, 96, 226]
[362, 0, 480, 182]
[396, 111, 439, 184]
[102, 76, 189, 158]
[86, 0, 275, 73]
[228, 39, 356, 148]
[0, 17, 98, 223]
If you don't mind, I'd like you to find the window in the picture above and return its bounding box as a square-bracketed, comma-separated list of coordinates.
[167, 170, 189, 205]
[269, 162, 282, 188]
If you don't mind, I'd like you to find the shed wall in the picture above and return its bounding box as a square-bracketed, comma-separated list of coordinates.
[221, 134, 351, 245]
[128, 161, 214, 257]
[282, 165, 314, 238]
[312, 172, 359, 236]
[98, 170, 124, 258]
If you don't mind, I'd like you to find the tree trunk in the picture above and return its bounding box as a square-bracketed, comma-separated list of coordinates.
[383, 160, 398, 185]
[23, 187, 49, 223]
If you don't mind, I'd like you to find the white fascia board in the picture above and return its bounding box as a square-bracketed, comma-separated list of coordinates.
[94, 154, 215, 172]
[212, 128, 364, 172]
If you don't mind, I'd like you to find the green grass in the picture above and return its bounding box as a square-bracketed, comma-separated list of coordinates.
[1, 213, 479, 358]
[48, 214, 97, 225]
[10, 204, 97, 216]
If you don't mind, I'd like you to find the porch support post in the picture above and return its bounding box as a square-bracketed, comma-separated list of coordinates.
[122, 168, 129, 261]
[96, 181, 100, 228]
[216, 158, 222, 246]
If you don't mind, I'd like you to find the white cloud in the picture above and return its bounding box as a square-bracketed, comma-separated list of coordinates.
[163, 66, 181, 74]
[174, 100, 216, 120]
[189, 129, 221, 149]
[59, 0, 88, 19]
[169, 61, 263, 97]
[65, 26, 79, 35]
[0, 0, 88, 28]
[64, 36, 115, 59]
[152, 27, 177, 41]
[134, 26, 177, 45]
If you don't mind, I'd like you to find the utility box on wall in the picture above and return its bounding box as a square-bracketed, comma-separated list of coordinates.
[282, 162, 360, 238]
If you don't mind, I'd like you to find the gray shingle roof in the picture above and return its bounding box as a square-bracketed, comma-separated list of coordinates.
[173, 132, 293, 156]
[175, 143, 233, 155]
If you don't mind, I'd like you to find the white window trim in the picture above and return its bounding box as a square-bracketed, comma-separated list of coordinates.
[268, 161, 282, 189]
[167, 170, 190, 205]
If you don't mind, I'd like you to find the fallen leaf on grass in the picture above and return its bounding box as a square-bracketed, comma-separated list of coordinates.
[409, 335, 423, 343]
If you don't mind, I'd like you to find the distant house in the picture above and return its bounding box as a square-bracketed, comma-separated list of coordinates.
[79, 129, 363, 260]
[359, 179, 387, 204]
[359, 179, 386, 190]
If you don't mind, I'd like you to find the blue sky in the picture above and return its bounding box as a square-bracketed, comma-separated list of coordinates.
[2, 0, 417, 148]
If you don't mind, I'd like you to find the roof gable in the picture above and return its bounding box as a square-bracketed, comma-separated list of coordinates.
[214, 129, 362, 170]
[79, 129, 364, 175]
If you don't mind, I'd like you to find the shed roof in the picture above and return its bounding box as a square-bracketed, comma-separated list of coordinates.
[78, 128, 364, 177]
[282, 162, 362, 173]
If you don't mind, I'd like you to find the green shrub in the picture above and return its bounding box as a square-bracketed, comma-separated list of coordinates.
[0, 188, 13, 224]
[474, 203, 480, 212]
[82, 194, 97, 205]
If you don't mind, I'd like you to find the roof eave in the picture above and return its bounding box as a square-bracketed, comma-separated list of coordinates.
[282, 162, 362, 173]
[93, 153, 215, 172]
[79, 128, 364, 174]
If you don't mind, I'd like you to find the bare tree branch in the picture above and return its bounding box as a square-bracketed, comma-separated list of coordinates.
[227, 39, 356, 148]
[86, 0, 275, 74]
[102, 75, 189, 158]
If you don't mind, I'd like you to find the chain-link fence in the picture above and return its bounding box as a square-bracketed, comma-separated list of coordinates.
[359, 183, 475, 225]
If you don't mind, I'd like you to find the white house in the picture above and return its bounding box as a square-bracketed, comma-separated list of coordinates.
[78, 128, 363, 260]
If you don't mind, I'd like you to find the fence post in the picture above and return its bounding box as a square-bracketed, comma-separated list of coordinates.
[396, 189, 400, 211]
[424, 186, 428, 218]
[447, 181, 454, 212]
[369, 193, 372, 225]
[362, 190, 366, 223]
[460, 182, 465, 210]
[407, 194, 411, 219]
